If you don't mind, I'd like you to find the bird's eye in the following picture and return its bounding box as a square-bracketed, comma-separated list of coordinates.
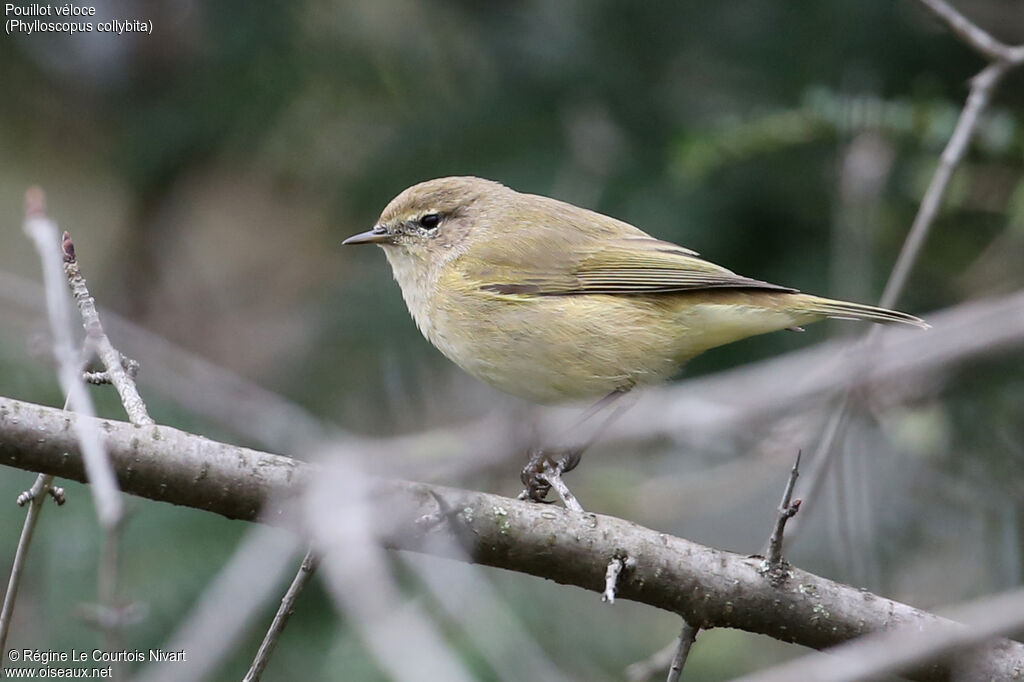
[419, 213, 441, 230]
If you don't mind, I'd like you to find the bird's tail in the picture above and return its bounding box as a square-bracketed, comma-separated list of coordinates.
[793, 294, 929, 328]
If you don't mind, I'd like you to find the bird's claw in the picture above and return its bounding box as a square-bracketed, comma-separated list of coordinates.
[519, 447, 583, 503]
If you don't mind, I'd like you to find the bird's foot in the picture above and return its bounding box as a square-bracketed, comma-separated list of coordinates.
[519, 447, 584, 508]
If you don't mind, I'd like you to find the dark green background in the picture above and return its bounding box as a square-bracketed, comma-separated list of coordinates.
[1, 1, 1022, 679]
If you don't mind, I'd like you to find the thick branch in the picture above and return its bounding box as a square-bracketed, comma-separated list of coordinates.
[0, 397, 303, 522]
[0, 395, 1022, 680]
[732, 586, 1024, 682]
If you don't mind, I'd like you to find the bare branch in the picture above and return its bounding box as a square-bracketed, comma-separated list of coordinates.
[1, 394, 1022, 681]
[915, 0, 1024, 64]
[877, 58, 1015, 311]
[62, 231, 153, 427]
[730, 586, 1024, 682]
[243, 550, 321, 682]
[762, 451, 802, 571]
[665, 621, 699, 682]
[0, 387, 72, 675]
[544, 463, 585, 512]
[0, 473, 56, 672]
[62, 229, 159, 664]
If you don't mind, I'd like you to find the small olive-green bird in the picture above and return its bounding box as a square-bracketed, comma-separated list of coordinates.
[344, 176, 926, 405]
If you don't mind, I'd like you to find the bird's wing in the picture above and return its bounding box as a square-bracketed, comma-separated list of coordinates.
[472, 234, 796, 296]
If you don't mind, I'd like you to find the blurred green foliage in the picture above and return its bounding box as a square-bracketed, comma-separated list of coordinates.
[1, 1, 1023, 680]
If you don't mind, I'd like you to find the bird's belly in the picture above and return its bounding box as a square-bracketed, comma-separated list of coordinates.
[426, 294, 687, 404]
[419, 290, 806, 404]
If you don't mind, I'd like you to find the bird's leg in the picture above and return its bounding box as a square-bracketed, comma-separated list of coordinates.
[518, 388, 634, 506]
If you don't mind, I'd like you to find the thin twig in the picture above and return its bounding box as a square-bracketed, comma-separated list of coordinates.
[0, 386, 73, 676]
[877, 59, 1014, 312]
[915, 0, 1024, 63]
[542, 462, 585, 512]
[602, 554, 636, 604]
[764, 451, 802, 568]
[877, 2, 1023, 330]
[62, 230, 153, 427]
[665, 621, 699, 682]
[59, 231, 150, 677]
[243, 550, 321, 682]
[0, 473, 57, 676]
[58, 231, 152, 670]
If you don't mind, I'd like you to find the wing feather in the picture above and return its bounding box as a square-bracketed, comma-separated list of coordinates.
[463, 193, 794, 296]
[474, 234, 795, 296]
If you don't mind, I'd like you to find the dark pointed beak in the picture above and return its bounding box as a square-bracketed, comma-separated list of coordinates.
[342, 226, 393, 245]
